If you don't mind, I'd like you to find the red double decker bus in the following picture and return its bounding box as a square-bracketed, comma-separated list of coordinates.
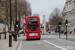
[26, 16, 41, 40]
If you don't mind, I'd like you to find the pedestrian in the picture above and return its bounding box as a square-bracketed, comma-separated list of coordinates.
[64, 32, 66, 35]
[12, 31, 14, 41]
[24, 31, 26, 36]
[13, 31, 16, 41]
[70, 31, 72, 34]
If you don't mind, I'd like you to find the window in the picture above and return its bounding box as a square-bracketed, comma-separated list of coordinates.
[28, 25, 39, 31]
[28, 18, 37, 21]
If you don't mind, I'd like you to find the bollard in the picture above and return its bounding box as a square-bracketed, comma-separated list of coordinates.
[5, 33, 6, 39]
[18, 33, 20, 37]
[15, 34, 17, 41]
[18, 32, 20, 37]
[9, 33, 12, 47]
[0, 34, 1, 40]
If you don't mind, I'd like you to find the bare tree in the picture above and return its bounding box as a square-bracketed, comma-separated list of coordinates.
[0, 0, 32, 31]
[0, 0, 10, 31]
[49, 8, 63, 26]
[17, 0, 32, 28]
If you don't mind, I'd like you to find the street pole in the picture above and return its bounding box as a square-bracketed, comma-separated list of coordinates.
[0, 34, 1, 40]
[43, 28, 44, 35]
[10, 0, 11, 30]
[66, 25, 68, 40]
[5, 33, 6, 39]
[15, 0, 17, 21]
[5, 24, 6, 39]
[15, 0, 17, 41]
[65, 19, 68, 40]
[56, 26, 57, 35]
[42, 26, 44, 35]
[59, 26, 60, 38]
[59, 21, 61, 38]
[9, 0, 12, 47]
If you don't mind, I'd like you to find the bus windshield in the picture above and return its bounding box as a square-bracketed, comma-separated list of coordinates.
[28, 25, 39, 31]
[28, 18, 37, 21]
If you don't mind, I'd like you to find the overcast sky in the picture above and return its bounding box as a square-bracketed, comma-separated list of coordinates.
[27, 0, 66, 23]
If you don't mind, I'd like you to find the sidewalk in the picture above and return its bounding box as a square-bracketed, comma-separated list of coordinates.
[0, 34, 23, 50]
[59, 34, 75, 42]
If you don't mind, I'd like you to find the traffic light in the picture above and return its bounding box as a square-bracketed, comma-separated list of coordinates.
[15, 21, 19, 31]
[16, 21, 18, 27]
[59, 22, 61, 27]
[65, 19, 68, 26]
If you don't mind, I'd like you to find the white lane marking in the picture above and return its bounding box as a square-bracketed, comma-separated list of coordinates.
[25, 41, 42, 45]
[19, 41, 22, 50]
[44, 40, 66, 50]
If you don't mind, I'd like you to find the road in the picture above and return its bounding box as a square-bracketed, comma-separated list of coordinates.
[17, 34, 75, 50]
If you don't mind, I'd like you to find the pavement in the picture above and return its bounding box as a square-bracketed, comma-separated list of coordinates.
[0, 34, 23, 50]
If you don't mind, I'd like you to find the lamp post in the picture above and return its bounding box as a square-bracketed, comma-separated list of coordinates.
[10, 0, 12, 30]
[13, 0, 17, 31]
[4, 24, 6, 39]
[15, 0, 17, 21]
[9, 0, 12, 47]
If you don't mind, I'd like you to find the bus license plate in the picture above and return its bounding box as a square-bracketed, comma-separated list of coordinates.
[29, 33, 38, 36]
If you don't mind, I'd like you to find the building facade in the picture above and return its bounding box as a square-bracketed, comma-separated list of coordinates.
[20, 15, 25, 30]
[63, 0, 75, 32]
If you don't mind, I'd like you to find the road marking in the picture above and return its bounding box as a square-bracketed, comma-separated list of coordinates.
[25, 41, 42, 45]
[19, 41, 22, 50]
[44, 40, 66, 50]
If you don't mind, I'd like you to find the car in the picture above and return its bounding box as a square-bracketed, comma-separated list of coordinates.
[48, 31, 50, 33]
[19, 28, 24, 34]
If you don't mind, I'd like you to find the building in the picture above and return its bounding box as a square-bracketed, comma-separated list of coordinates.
[20, 15, 25, 30]
[46, 22, 50, 29]
[63, 0, 75, 33]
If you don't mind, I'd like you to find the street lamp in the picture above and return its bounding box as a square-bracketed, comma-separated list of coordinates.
[9, 0, 12, 47]
[10, 0, 11, 30]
